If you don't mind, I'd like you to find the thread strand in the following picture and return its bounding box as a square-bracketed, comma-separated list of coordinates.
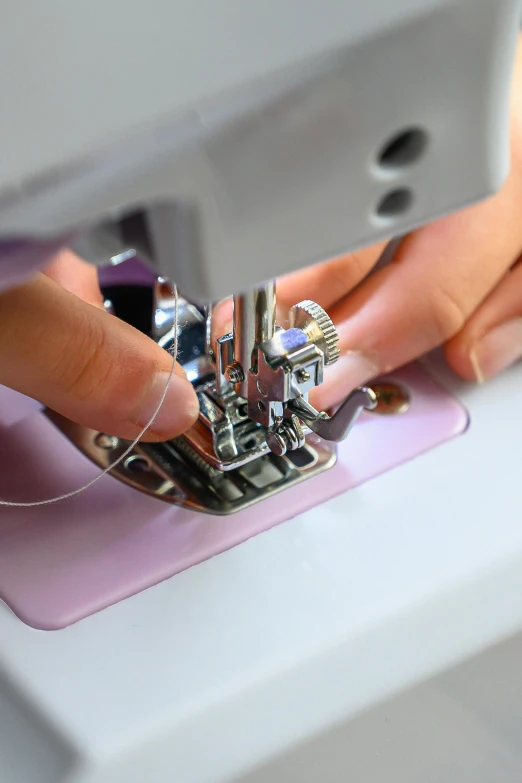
[0, 286, 180, 507]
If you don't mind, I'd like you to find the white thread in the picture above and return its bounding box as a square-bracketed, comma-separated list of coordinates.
[0, 287, 180, 507]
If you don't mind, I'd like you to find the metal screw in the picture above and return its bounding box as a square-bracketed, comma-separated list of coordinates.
[297, 369, 311, 383]
[266, 415, 306, 455]
[124, 455, 151, 473]
[369, 382, 410, 415]
[266, 430, 288, 456]
[94, 433, 119, 449]
[225, 362, 245, 384]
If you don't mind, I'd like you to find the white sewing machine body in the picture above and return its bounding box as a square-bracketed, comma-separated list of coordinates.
[0, 0, 519, 299]
[1, 0, 522, 781]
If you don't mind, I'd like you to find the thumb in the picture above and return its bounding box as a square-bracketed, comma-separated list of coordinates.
[0, 273, 199, 441]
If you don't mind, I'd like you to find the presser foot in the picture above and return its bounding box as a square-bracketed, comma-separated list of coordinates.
[44, 409, 336, 515]
[49, 273, 373, 513]
[43, 281, 376, 513]
[44, 374, 375, 514]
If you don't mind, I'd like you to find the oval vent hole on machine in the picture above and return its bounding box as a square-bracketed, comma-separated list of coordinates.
[375, 188, 413, 219]
[377, 127, 428, 170]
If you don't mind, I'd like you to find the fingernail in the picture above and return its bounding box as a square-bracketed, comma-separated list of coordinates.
[135, 371, 199, 436]
[470, 318, 522, 383]
[311, 351, 379, 410]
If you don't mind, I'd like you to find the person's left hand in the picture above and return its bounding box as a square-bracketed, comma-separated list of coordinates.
[0, 250, 199, 441]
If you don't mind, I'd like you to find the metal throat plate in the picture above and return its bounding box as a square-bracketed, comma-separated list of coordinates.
[44, 410, 337, 515]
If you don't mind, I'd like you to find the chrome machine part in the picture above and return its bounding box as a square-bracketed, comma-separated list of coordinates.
[289, 300, 341, 366]
[226, 284, 375, 456]
[47, 267, 376, 514]
[45, 410, 336, 516]
[233, 282, 276, 398]
[152, 277, 179, 343]
[289, 388, 378, 443]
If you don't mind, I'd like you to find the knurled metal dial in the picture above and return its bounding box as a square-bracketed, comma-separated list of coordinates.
[289, 300, 340, 365]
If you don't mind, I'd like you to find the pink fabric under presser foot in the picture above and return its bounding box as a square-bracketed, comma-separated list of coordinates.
[0, 363, 468, 631]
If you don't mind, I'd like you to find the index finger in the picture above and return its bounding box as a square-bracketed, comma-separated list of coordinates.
[276, 240, 388, 318]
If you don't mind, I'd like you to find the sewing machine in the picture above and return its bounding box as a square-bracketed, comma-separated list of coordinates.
[1, 1, 522, 781]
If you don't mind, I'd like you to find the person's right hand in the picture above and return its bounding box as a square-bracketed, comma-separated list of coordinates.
[0, 250, 199, 441]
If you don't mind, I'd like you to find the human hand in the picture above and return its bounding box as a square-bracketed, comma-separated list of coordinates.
[3, 39, 521, 439]
[271, 34, 522, 410]
[211, 37, 522, 412]
[0, 250, 199, 441]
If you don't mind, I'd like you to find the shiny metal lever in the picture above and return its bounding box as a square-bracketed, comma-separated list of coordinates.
[288, 387, 377, 443]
